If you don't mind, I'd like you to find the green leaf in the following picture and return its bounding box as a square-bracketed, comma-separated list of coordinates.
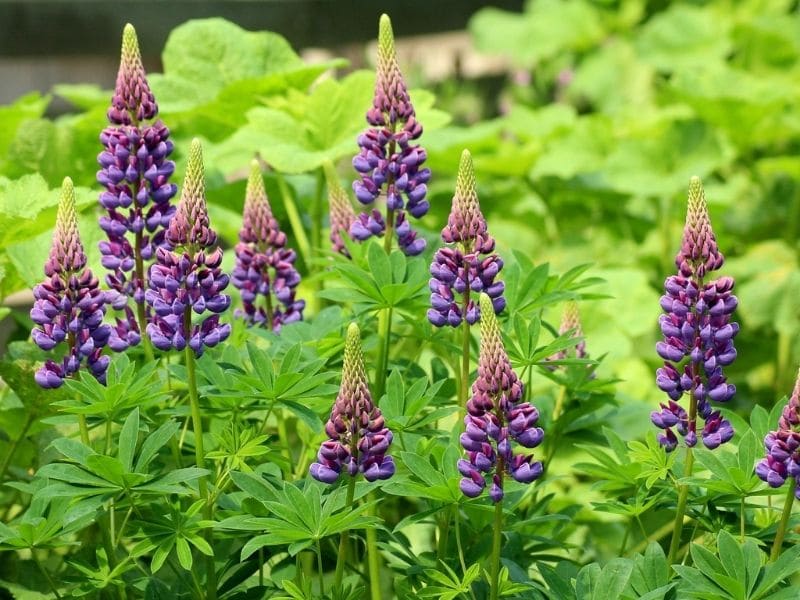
[118, 408, 140, 473]
[135, 420, 180, 473]
[175, 537, 193, 570]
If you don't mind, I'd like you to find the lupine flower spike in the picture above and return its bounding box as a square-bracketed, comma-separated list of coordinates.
[351, 14, 430, 255]
[97, 23, 177, 351]
[145, 139, 231, 355]
[458, 294, 544, 502]
[653, 177, 738, 451]
[545, 301, 588, 368]
[310, 323, 395, 484]
[31, 178, 111, 388]
[428, 149, 505, 327]
[324, 161, 356, 256]
[757, 369, 800, 498]
[231, 161, 304, 330]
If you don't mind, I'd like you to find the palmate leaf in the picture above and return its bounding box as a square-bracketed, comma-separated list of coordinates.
[222, 476, 380, 559]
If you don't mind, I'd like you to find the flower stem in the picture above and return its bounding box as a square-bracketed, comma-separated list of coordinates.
[334, 475, 357, 587]
[78, 415, 90, 446]
[770, 480, 796, 561]
[316, 540, 325, 597]
[740, 497, 746, 542]
[183, 318, 216, 600]
[667, 446, 695, 567]
[489, 499, 503, 600]
[0, 414, 33, 482]
[134, 230, 155, 363]
[366, 498, 381, 600]
[374, 306, 393, 400]
[276, 173, 312, 267]
[437, 508, 451, 561]
[32, 551, 62, 599]
[460, 307, 471, 405]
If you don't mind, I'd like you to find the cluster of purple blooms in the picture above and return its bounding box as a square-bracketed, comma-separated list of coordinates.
[97, 24, 177, 351]
[310, 323, 395, 484]
[757, 373, 800, 498]
[428, 150, 505, 328]
[458, 294, 544, 502]
[30, 178, 111, 388]
[652, 177, 738, 451]
[144, 139, 231, 356]
[350, 14, 429, 256]
[232, 162, 304, 330]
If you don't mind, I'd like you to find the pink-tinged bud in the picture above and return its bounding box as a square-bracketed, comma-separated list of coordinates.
[310, 323, 394, 484]
[166, 139, 216, 249]
[370, 14, 414, 127]
[676, 176, 723, 278]
[108, 24, 157, 125]
[47, 178, 87, 276]
[441, 150, 492, 251]
[324, 161, 356, 256]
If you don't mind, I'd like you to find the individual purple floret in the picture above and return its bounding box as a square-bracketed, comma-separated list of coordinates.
[97, 24, 177, 350]
[144, 139, 231, 356]
[324, 161, 356, 256]
[428, 150, 504, 328]
[350, 14, 430, 256]
[756, 371, 800, 499]
[231, 161, 304, 331]
[653, 177, 738, 451]
[458, 294, 543, 502]
[310, 323, 395, 484]
[31, 178, 111, 388]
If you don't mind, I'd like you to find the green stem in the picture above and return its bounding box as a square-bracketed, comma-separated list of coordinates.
[0, 414, 33, 482]
[276, 174, 312, 268]
[552, 386, 567, 422]
[620, 519, 631, 555]
[277, 412, 293, 476]
[454, 506, 468, 574]
[183, 316, 215, 600]
[312, 168, 324, 257]
[770, 480, 796, 561]
[134, 230, 155, 363]
[383, 210, 394, 254]
[460, 304, 471, 405]
[667, 446, 695, 567]
[490, 499, 503, 600]
[374, 307, 393, 400]
[334, 476, 357, 587]
[32, 551, 62, 599]
[316, 541, 325, 596]
[366, 499, 381, 600]
[740, 496, 746, 542]
[78, 414, 90, 447]
[437, 507, 451, 561]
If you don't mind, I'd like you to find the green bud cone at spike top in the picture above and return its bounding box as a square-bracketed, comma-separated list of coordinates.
[166, 139, 215, 249]
[479, 293, 503, 362]
[676, 176, 723, 278]
[48, 177, 87, 274]
[238, 160, 283, 248]
[441, 149, 490, 245]
[108, 23, 157, 124]
[342, 322, 369, 397]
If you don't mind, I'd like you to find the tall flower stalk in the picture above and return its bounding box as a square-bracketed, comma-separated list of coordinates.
[97, 24, 177, 358]
[145, 139, 229, 599]
[324, 161, 356, 256]
[654, 177, 739, 565]
[756, 368, 800, 560]
[310, 322, 394, 593]
[428, 149, 505, 403]
[232, 161, 304, 330]
[31, 178, 112, 396]
[459, 293, 544, 600]
[351, 14, 429, 256]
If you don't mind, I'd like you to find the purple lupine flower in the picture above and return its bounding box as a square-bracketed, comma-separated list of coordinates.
[458, 294, 543, 502]
[350, 14, 430, 256]
[231, 161, 304, 330]
[653, 177, 738, 451]
[144, 139, 231, 356]
[324, 161, 356, 256]
[31, 178, 112, 388]
[428, 150, 504, 328]
[97, 24, 177, 350]
[756, 371, 800, 498]
[310, 323, 395, 484]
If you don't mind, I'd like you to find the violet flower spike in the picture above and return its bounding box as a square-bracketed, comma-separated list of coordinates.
[652, 177, 738, 451]
[145, 139, 231, 356]
[756, 369, 800, 499]
[324, 161, 356, 256]
[458, 294, 543, 502]
[31, 178, 112, 388]
[350, 14, 430, 256]
[97, 23, 177, 350]
[231, 161, 305, 331]
[310, 323, 395, 484]
[428, 149, 505, 328]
